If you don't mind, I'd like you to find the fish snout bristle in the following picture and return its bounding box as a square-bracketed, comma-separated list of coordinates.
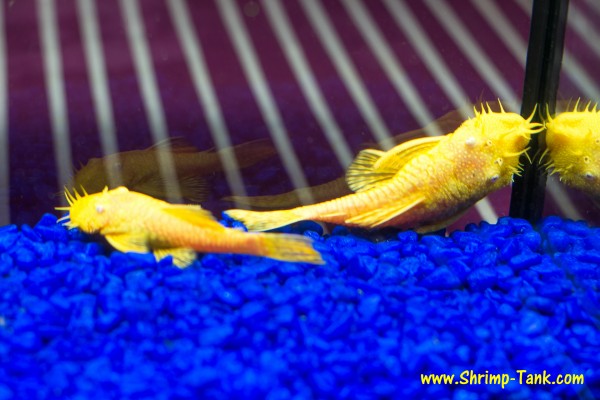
[63, 186, 77, 206]
[521, 147, 533, 164]
[524, 104, 540, 124]
[497, 99, 505, 113]
[538, 148, 551, 167]
[544, 104, 554, 125]
[56, 214, 73, 228]
[501, 147, 531, 167]
[527, 120, 544, 134]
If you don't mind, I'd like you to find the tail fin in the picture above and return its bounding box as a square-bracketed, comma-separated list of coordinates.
[259, 233, 324, 264]
[225, 209, 305, 231]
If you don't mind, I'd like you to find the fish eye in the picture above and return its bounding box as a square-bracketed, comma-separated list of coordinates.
[486, 140, 493, 146]
[583, 156, 591, 164]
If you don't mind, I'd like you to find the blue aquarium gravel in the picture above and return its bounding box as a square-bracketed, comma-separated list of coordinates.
[0, 213, 599, 399]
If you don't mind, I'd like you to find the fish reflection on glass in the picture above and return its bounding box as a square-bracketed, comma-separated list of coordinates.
[544, 101, 600, 202]
[56, 186, 324, 267]
[226, 104, 542, 232]
[70, 138, 275, 203]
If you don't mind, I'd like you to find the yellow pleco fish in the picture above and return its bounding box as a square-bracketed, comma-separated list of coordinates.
[545, 101, 600, 201]
[71, 138, 276, 203]
[223, 103, 495, 210]
[225, 103, 542, 232]
[56, 187, 323, 267]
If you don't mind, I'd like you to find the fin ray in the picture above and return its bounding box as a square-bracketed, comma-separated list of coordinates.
[162, 205, 224, 229]
[346, 137, 441, 192]
[105, 233, 149, 253]
[154, 247, 197, 268]
[345, 197, 424, 228]
[259, 233, 324, 264]
[225, 209, 305, 231]
[346, 149, 396, 192]
[177, 175, 209, 203]
[375, 136, 442, 171]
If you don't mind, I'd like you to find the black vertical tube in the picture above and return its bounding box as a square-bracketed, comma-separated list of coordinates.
[509, 0, 569, 222]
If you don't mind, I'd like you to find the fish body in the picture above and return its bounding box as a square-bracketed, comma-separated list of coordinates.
[72, 138, 275, 203]
[545, 104, 600, 201]
[226, 105, 541, 232]
[57, 187, 323, 267]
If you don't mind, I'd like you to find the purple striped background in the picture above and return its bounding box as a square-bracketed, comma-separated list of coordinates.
[1, 0, 599, 228]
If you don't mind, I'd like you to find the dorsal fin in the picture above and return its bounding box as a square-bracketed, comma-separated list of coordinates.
[346, 136, 442, 192]
[346, 149, 394, 192]
[162, 204, 225, 230]
[374, 136, 442, 171]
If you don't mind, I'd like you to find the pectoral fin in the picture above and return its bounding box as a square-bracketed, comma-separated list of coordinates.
[345, 196, 424, 228]
[105, 232, 150, 253]
[153, 248, 197, 268]
[178, 175, 209, 203]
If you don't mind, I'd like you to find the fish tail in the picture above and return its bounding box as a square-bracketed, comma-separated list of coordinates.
[258, 233, 324, 264]
[225, 208, 305, 231]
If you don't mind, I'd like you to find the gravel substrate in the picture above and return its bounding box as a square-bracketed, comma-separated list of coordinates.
[0, 213, 598, 399]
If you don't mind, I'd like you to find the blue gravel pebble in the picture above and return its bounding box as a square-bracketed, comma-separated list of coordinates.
[420, 266, 461, 290]
[509, 250, 542, 271]
[467, 267, 497, 291]
[0, 214, 597, 399]
[347, 255, 378, 280]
